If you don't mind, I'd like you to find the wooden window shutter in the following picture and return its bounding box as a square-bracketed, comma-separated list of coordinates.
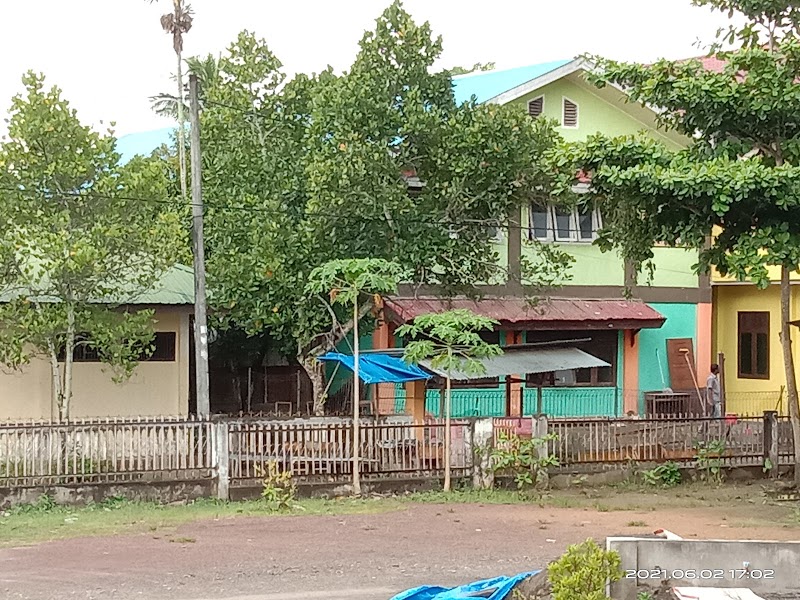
[528, 96, 544, 118]
[563, 98, 578, 127]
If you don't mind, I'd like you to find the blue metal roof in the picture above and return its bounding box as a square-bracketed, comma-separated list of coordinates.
[452, 59, 571, 104]
[115, 61, 572, 162]
[318, 352, 431, 384]
[116, 127, 174, 164]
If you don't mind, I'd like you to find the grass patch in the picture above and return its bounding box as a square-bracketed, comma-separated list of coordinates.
[1, 481, 794, 548]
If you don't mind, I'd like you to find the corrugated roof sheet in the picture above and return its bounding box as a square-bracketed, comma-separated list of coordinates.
[385, 297, 665, 329]
[452, 59, 571, 104]
[0, 264, 194, 305]
[116, 127, 174, 164]
[421, 346, 610, 380]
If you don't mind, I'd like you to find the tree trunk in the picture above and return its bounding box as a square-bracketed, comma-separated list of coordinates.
[780, 266, 800, 487]
[176, 49, 188, 204]
[444, 373, 452, 492]
[47, 345, 62, 422]
[299, 355, 327, 416]
[60, 305, 76, 422]
[352, 301, 362, 496]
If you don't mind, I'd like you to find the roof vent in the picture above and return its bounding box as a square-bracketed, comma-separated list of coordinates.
[527, 96, 544, 118]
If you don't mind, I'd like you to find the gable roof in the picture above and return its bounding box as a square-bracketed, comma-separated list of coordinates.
[0, 264, 195, 306]
[452, 59, 571, 104]
[116, 127, 174, 164]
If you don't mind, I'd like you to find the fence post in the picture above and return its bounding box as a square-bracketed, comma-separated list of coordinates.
[534, 415, 550, 487]
[471, 418, 494, 490]
[763, 410, 779, 479]
[213, 420, 230, 500]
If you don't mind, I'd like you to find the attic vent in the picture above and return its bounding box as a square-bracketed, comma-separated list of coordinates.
[562, 98, 579, 128]
[527, 96, 544, 118]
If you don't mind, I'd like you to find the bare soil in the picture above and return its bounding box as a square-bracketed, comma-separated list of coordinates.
[1, 500, 797, 600]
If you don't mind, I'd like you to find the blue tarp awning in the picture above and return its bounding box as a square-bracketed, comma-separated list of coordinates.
[390, 571, 539, 600]
[318, 352, 432, 385]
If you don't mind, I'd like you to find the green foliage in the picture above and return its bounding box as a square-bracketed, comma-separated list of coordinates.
[8, 494, 59, 515]
[694, 439, 726, 485]
[491, 430, 560, 491]
[194, 2, 570, 372]
[397, 309, 503, 377]
[693, 0, 800, 47]
[642, 462, 682, 488]
[0, 71, 182, 417]
[548, 539, 623, 600]
[637, 592, 655, 600]
[255, 461, 297, 511]
[306, 259, 405, 308]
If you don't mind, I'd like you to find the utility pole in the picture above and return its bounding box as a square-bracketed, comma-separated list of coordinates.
[188, 74, 210, 416]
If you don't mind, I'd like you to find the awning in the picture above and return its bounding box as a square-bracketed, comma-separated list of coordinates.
[384, 297, 665, 330]
[420, 347, 610, 380]
[318, 352, 431, 384]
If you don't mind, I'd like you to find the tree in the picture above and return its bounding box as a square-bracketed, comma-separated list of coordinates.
[197, 4, 570, 412]
[447, 62, 497, 76]
[150, 54, 219, 119]
[397, 309, 502, 491]
[0, 72, 182, 420]
[306, 258, 405, 496]
[147, 0, 193, 204]
[552, 0, 800, 486]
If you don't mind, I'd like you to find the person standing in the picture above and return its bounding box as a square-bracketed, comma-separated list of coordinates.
[706, 364, 721, 417]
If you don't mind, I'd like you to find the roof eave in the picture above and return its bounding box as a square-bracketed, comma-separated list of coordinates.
[485, 57, 594, 105]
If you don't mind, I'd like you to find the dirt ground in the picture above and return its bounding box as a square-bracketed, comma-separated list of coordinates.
[1, 500, 798, 600]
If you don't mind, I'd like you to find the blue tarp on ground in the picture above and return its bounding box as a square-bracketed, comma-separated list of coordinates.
[317, 352, 431, 385]
[389, 571, 539, 600]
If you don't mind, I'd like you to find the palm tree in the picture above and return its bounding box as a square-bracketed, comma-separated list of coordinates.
[150, 54, 219, 120]
[147, 0, 193, 203]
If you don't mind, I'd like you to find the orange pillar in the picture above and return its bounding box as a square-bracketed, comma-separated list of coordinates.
[623, 330, 640, 415]
[405, 380, 427, 424]
[506, 331, 523, 417]
[696, 303, 713, 387]
[372, 319, 396, 415]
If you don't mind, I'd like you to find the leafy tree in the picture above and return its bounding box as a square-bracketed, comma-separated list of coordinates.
[553, 0, 800, 485]
[446, 62, 497, 76]
[397, 309, 502, 492]
[0, 73, 182, 420]
[196, 4, 570, 411]
[147, 0, 193, 204]
[307, 258, 405, 495]
[150, 54, 220, 119]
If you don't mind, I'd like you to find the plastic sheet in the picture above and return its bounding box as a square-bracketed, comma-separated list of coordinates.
[389, 571, 539, 600]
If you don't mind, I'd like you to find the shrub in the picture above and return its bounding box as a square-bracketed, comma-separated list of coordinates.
[694, 439, 726, 485]
[491, 431, 559, 492]
[642, 462, 682, 487]
[548, 539, 623, 600]
[255, 461, 297, 511]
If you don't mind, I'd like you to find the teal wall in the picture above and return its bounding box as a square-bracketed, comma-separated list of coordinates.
[637, 303, 698, 411]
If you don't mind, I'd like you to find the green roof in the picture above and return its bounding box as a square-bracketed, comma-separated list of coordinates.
[0, 264, 195, 306]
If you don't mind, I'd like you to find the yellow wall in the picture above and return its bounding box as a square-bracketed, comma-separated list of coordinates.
[0, 307, 191, 421]
[713, 285, 796, 415]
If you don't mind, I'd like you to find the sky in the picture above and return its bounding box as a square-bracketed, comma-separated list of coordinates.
[1, 0, 729, 137]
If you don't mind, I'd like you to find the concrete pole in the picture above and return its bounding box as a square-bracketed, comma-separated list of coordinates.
[188, 74, 210, 416]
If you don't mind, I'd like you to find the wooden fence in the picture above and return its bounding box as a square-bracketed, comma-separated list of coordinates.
[0, 416, 214, 486]
[227, 419, 472, 486]
[0, 413, 794, 493]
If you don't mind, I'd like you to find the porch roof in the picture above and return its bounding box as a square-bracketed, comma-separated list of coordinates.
[384, 297, 665, 330]
[421, 346, 610, 380]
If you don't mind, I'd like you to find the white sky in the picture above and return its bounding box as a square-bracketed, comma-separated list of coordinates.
[1, 0, 726, 137]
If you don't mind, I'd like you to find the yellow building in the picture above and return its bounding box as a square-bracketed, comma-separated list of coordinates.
[712, 266, 796, 416]
[0, 265, 194, 421]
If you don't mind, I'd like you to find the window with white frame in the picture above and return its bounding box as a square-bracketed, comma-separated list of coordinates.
[562, 97, 579, 128]
[529, 203, 600, 242]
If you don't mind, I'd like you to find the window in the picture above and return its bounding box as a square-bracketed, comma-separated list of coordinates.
[524, 330, 617, 387]
[562, 98, 579, 128]
[738, 312, 769, 379]
[58, 332, 177, 363]
[527, 96, 544, 118]
[528, 203, 600, 242]
[451, 330, 501, 389]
